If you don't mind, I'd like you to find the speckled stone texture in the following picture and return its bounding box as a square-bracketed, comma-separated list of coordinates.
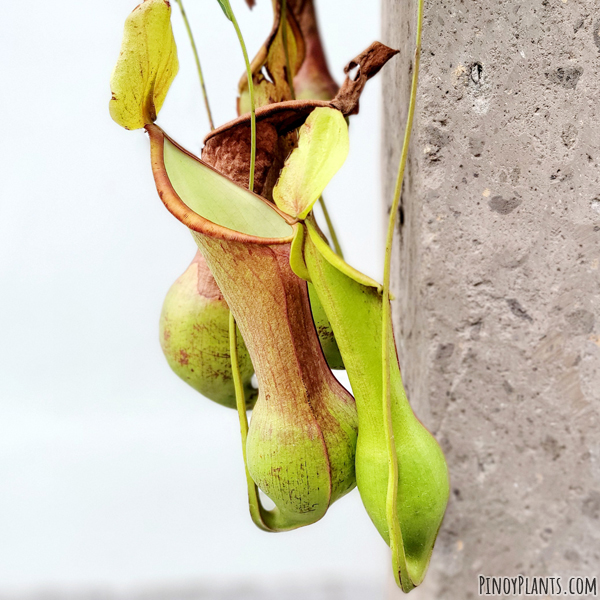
[382, 1, 600, 598]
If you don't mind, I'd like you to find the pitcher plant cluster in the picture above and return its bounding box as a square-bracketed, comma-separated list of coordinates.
[109, 0, 449, 592]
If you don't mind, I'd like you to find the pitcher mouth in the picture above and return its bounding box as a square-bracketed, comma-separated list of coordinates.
[203, 41, 400, 147]
[146, 123, 297, 245]
[203, 99, 331, 145]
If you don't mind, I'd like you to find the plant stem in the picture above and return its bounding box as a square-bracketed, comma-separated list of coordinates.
[229, 313, 261, 524]
[175, 0, 215, 131]
[227, 5, 260, 528]
[381, 0, 424, 592]
[318, 196, 344, 258]
[229, 8, 256, 192]
[230, 312, 294, 533]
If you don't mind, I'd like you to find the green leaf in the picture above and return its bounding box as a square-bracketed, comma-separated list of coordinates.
[216, 0, 233, 21]
[160, 135, 294, 239]
[109, 0, 179, 130]
[305, 219, 381, 291]
[273, 107, 349, 219]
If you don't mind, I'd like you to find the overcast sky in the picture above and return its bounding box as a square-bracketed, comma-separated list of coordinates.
[0, 0, 391, 592]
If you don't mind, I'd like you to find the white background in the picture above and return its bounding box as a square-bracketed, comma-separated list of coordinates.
[0, 0, 388, 593]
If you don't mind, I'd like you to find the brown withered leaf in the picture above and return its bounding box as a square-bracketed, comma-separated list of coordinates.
[245, 0, 256, 7]
[331, 42, 400, 116]
[237, 2, 305, 114]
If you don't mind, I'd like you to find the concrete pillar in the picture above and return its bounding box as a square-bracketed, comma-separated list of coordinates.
[382, 1, 600, 598]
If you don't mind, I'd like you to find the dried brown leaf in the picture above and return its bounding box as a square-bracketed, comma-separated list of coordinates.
[237, 3, 305, 114]
[331, 42, 399, 116]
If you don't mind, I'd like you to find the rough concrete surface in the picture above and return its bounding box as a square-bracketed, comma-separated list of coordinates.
[382, 1, 600, 598]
